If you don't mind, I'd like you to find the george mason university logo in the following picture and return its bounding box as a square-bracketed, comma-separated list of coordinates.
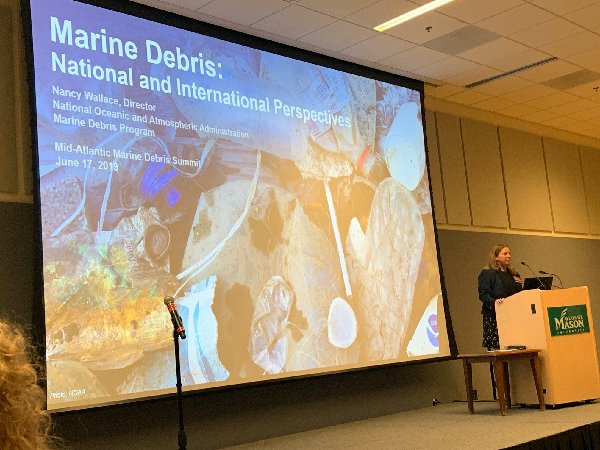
[548, 305, 590, 336]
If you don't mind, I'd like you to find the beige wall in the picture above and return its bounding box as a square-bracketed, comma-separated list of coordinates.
[0, 0, 31, 203]
[423, 99, 600, 414]
[426, 96, 600, 237]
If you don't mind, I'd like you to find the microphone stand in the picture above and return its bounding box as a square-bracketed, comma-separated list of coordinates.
[173, 330, 187, 450]
[521, 262, 546, 289]
[540, 270, 564, 289]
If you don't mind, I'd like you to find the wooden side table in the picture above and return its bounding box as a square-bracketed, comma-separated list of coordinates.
[458, 349, 545, 416]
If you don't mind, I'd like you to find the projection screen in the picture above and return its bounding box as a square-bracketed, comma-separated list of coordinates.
[26, 0, 452, 411]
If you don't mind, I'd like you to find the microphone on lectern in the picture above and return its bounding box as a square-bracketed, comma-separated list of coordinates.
[521, 261, 545, 289]
[539, 270, 564, 289]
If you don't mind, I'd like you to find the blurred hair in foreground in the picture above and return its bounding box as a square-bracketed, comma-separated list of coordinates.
[0, 318, 56, 450]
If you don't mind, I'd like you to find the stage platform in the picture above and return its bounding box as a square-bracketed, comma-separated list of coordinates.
[220, 401, 600, 450]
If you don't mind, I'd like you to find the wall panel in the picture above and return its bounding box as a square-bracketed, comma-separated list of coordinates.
[580, 146, 600, 235]
[0, 5, 18, 193]
[424, 109, 446, 224]
[543, 138, 589, 234]
[435, 112, 471, 226]
[461, 118, 508, 228]
[498, 128, 553, 231]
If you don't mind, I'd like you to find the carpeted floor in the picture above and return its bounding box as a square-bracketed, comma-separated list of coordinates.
[219, 401, 600, 450]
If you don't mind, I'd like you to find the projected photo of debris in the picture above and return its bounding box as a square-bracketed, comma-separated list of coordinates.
[30, 0, 448, 410]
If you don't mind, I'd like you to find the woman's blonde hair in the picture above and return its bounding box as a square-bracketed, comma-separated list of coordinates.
[487, 244, 517, 274]
[0, 319, 54, 450]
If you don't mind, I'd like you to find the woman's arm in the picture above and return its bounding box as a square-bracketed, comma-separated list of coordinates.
[478, 269, 498, 306]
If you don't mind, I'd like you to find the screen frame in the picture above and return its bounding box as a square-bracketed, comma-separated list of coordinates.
[20, 0, 458, 413]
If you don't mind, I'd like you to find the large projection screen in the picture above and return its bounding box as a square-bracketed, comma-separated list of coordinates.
[26, 0, 452, 411]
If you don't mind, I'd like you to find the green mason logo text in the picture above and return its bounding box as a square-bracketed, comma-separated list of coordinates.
[548, 305, 590, 336]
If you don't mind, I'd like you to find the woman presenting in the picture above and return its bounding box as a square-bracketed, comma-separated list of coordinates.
[478, 244, 522, 350]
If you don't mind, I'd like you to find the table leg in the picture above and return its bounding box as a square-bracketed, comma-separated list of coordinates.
[463, 359, 474, 413]
[489, 362, 497, 400]
[494, 359, 506, 416]
[502, 361, 511, 409]
[530, 354, 546, 411]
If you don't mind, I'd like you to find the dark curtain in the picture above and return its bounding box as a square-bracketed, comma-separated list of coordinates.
[507, 423, 600, 450]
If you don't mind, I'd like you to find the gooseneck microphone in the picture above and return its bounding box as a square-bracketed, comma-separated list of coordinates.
[164, 297, 186, 339]
[521, 261, 545, 289]
[539, 270, 564, 289]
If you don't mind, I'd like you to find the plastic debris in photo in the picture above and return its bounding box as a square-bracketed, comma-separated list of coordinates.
[406, 294, 440, 357]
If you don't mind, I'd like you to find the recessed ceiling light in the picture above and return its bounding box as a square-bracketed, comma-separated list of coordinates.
[374, 0, 457, 32]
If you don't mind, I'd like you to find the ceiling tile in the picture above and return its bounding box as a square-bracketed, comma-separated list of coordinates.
[384, 11, 466, 45]
[423, 25, 500, 55]
[565, 79, 600, 98]
[299, 20, 378, 51]
[565, 3, 600, 29]
[547, 98, 600, 115]
[298, 0, 380, 19]
[522, 92, 581, 109]
[509, 18, 584, 49]
[541, 116, 580, 128]
[444, 90, 492, 105]
[251, 5, 337, 39]
[444, 65, 501, 86]
[520, 110, 561, 123]
[539, 32, 600, 59]
[568, 105, 600, 121]
[425, 83, 466, 98]
[499, 84, 559, 103]
[458, 38, 531, 66]
[379, 46, 451, 72]
[159, 0, 213, 10]
[341, 34, 416, 61]
[487, 49, 552, 72]
[518, 60, 581, 83]
[526, 0, 599, 16]
[436, 0, 524, 24]
[470, 75, 535, 96]
[476, 3, 555, 36]
[412, 57, 480, 81]
[497, 103, 540, 117]
[344, 0, 416, 28]
[560, 121, 595, 134]
[581, 127, 600, 138]
[565, 47, 600, 69]
[199, 0, 288, 26]
[471, 97, 517, 112]
[587, 117, 600, 126]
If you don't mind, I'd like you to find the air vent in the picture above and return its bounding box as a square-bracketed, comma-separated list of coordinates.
[543, 69, 600, 90]
[464, 57, 559, 88]
[423, 25, 500, 55]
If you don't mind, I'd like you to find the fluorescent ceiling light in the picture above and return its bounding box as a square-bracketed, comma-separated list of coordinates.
[374, 0, 457, 32]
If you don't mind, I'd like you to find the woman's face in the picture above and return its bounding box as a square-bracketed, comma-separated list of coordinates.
[496, 247, 511, 269]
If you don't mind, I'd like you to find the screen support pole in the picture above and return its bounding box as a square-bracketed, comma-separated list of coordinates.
[174, 330, 188, 450]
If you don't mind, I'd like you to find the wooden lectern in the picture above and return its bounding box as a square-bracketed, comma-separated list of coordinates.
[496, 286, 600, 405]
